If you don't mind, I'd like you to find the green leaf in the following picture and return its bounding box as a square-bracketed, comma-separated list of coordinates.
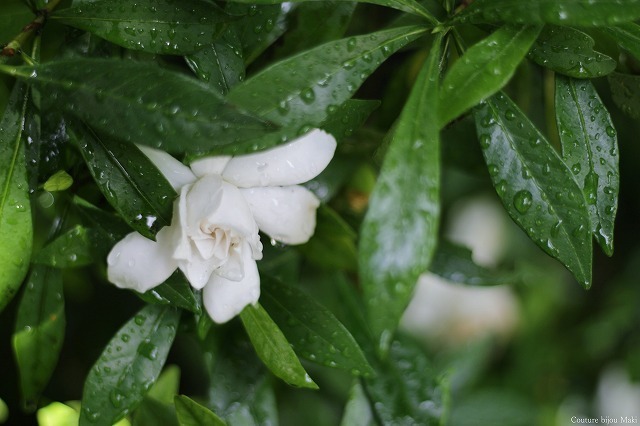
[603, 22, 640, 61]
[608, 72, 640, 120]
[137, 271, 201, 314]
[320, 99, 380, 142]
[185, 30, 245, 96]
[529, 25, 616, 78]
[555, 76, 619, 256]
[73, 196, 131, 244]
[147, 365, 180, 404]
[359, 34, 442, 352]
[227, 25, 427, 128]
[0, 82, 32, 313]
[430, 240, 514, 286]
[34, 225, 94, 268]
[439, 25, 541, 127]
[261, 276, 374, 376]
[43, 170, 73, 192]
[5, 59, 274, 155]
[51, 0, 231, 55]
[364, 337, 448, 425]
[175, 395, 226, 426]
[69, 122, 175, 240]
[132, 396, 179, 426]
[79, 304, 180, 426]
[474, 92, 592, 287]
[239, 303, 317, 389]
[226, 0, 438, 23]
[12, 265, 65, 411]
[452, 0, 640, 26]
[0, 1, 33, 44]
[340, 382, 374, 426]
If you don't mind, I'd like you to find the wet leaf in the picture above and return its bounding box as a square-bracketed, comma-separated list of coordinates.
[603, 22, 640, 61]
[226, 0, 437, 22]
[79, 305, 180, 426]
[430, 240, 515, 286]
[12, 265, 65, 411]
[453, 0, 640, 26]
[439, 25, 541, 127]
[0, 1, 33, 44]
[137, 271, 201, 314]
[34, 225, 94, 268]
[52, 0, 231, 55]
[69, 122, 175, 240]
[321, 99, 380, 142]
[175, 395, 226, 426]
[261, 276, 373, 376]
[240, 303, 318, 389]
[7, 59, 274, 155]
[474, 92, 592, 287]
[364, 337, 448, 425]
[529, 25, 616, 78]
[227, 25, 427, 141]
[555, 76, 619, 256]
[359, 34, 442, 352]
[0, 82, 32, 313]
[608, 72, 640, 120]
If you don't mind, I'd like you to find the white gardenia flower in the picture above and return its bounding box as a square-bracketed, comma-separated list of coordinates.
[107, 129, 337, 323]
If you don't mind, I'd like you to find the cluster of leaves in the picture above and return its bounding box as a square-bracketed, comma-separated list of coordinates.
[0, 0, 638, 424]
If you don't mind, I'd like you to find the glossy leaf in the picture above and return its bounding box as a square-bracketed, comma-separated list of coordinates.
[148, 365, 180, 404]
[34, 225, 94, 268]
[12, 265, 65, 411]
[227, 25, 427, 129]
[239, 303, 318, 389]
[79, 305, 180, 426]
[261, 276, 373, 376]
[321, 99, 380, 142]
[51, 0, 231, 55]
[474, 92, 592, 287]
[73, 197, 131, 244]
[439, 25, 541, 127]
[364, 338, 448, 425]
[69, 122, 175, 240]
[359, 34, 442, 351]
[608, 72, 640, 120]
[132, 396, 179, 426]
[0, 82, 32, 312]
[453, 0, 640, 26]
[555, 76, 619, 256]
[226, 0, 437, 22]
[529, 26, 616, 78]
[430, 240, 514, 286]
[175, 395, 226, 426]
[185, 30, 245, 96]
[603, 22, 640, 61]
[138, 271, 200, 314]
[4, 59, 274, 155]
[0, 1, 33, 44]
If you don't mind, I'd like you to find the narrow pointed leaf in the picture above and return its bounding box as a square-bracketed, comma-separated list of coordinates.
[438, 25, 541, 127]
[69, 122, 175, 240]
[79, 305, 180, 426]
[51, 0, 231, 55]
[555, 76, 619, 256]
[261, 276, 373, 376]
[226, 0, 438, 23]
[359, 34, 442, 351]
[138, 271, 200, 314]
[4, 59, 274, 155]
[0, 82, 32, 312]
[228, 25, 427, 129]
[603, 22, 640, 61]
[474, 92, 592, 287]
[340, 382, 374, 426]
[529, 25, 616, 78]
[34, 225, 94, 268]
[240, 303, 318, 389]
[12, 265, 65, 411]
[453, 0, 640, 26]
[608, 72, 640, 120]
[175, 395, 226, 426]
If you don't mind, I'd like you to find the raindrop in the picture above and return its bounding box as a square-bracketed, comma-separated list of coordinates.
[605, 126, 616, 137]
[504, 109, 516, 120]
[479, 134, 491, 149]
[513, 190, 533, 214]
[300, 88, 316, 104]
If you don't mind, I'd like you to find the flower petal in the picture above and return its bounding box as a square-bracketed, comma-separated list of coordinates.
[107, 229, 177, 293]
[137, 144, 196, 191]
[202, 243, 260, 323]
[240, 185, 320, 245]
[189, 156, 231, 178]
[222, 129, 336, 188]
